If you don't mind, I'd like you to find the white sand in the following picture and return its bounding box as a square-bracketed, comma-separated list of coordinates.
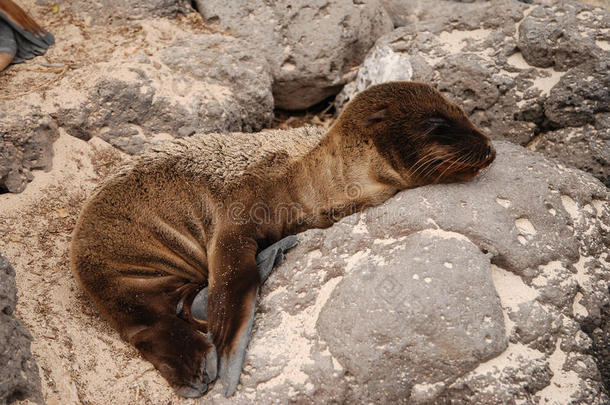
[0, 134, 194, 405]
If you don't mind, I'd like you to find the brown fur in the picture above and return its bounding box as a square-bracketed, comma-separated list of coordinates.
[0, 0, 44, 33]
[70, 81, 495, 396]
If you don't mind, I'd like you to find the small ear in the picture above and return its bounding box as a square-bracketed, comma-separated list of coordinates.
[363, 108, 388, 128]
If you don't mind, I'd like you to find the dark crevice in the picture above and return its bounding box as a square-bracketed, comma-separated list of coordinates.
[272, 93, 337, 129]
[581, 294, 610, 395]
[190, 0, 199, 13]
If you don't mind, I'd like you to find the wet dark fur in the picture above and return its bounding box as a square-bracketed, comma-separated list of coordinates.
[70, 82, 495, 397]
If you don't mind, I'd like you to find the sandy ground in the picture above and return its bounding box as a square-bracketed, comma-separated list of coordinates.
[0, 134, 202, 404]
[0, 0, 215, 101]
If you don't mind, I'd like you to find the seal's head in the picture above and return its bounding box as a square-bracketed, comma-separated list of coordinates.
[336, 81, 495, 186]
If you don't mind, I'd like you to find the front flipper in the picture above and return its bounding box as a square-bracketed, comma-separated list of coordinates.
[216, 287, 257, 396]
[203, 232, 300, 397]
[189, 235, 298, 321]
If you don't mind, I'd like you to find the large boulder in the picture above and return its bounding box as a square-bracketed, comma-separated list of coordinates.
[201, 141, 609, 403]
[194, 0, 393, 110]
[336, 0, 610, 185]
[518, 1, 609, 70]
[0, 254, 43, 404]
[0, 107, 59, 193]
[53, 34, 274, 154]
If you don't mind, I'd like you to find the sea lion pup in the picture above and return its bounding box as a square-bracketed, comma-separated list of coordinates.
[70, 81, 495, 398]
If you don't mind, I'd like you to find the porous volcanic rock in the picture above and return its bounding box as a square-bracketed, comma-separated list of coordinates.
[54, 34, 274, 154]
[0, 107, 59, 193]
[194, 0, 393, 110]
[0, 254, 43, 405]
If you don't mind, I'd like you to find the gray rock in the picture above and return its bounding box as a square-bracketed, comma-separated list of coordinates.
[0, 107, 59, 193]
[0, 254, 43, 404]
[317, 232, 507, 403]
[544, 58, 610, 128]
[40, 0, 192, 23]
[202, 141, 609, 404]
[336, 0, 610, 185]
[379, 0, 430, 27]
[334, 44, 413, 108]
[582, 303, 610, 394]
[518, 1, 610, 70]
[532, 124, 609, 186]
[194, 0, 393, 110]
[56, 34, 273, 154]
[379, 0, 533, 28]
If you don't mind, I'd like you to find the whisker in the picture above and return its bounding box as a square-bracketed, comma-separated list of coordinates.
[411, 151, 457, 179]
[408, 150, 441, 177]
[419, 152, 460, 181]
[435, 156, 465, 183]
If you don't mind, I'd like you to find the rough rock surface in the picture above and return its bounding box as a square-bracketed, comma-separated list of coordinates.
[198, 141, 609, 403]
[0, 4, 273, 191]
[54, 34, 274, 154]
[0, 108, 59, 193]
[0, 254, 43, 405]
[338, 0, 610, 185]
[194, 0, 393, 110]
[533, 124, 609, 186]
[380, 0, 609, 27]
[518, 2, 609, 69]
[40, 0, 192, 22]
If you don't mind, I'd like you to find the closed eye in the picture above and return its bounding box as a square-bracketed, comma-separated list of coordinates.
[427, 117, 450, 129]
[429, 119, 463, 144]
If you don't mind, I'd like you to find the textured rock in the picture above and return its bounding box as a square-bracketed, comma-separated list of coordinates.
[55, 34, 273, 154]
[44, 0, 192, 22]
[518, 1, 610, 70]
[544, 58, 610, 128]
[201, 141, 609, 404]
[317, 232, 506, 403]
[582, 303, 610, 394]
[194, 0, 393, 110]
[0, 107, 59, 193]
[379, 0, 605, 28]
[532, 124, 609, 186]
[380, 0, 527, 29]
[337, 0, 610, 185]
[0, 254, 42, 404]
[334, 44, 413, 109]
[379, 0, 428, 27]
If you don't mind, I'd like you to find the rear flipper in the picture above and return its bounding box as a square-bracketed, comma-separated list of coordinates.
[200, 233, 297, 397]
[188, 235, 298, 321]
[130, 315, 217, 398]
[0, 19, 15, 70]
[0, 0, 54, 69]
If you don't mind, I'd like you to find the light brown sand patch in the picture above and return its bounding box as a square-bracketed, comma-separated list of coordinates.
[0, 134, 196, 404]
